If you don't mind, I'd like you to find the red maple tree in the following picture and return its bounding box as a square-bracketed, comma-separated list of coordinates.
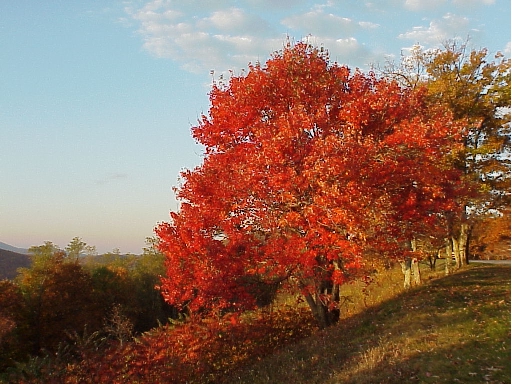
[156, 42, 466, 328]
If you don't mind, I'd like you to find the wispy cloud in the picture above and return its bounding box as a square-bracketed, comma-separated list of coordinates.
[452, 0, 495, 7]
[504, 42, 511, 56]
[398, 13, 472, 44]
[126, 1, 279, 73]
[125, 0, 504, 74]
[126, 1, 382, 72]
[404, 0, 447, 11]
[405, 0, 495, 11]
[282, 11, 359, 36]
[95, 173, 128, 186]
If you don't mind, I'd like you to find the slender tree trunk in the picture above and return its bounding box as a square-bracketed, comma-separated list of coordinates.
[459, 223, 470, 266]
[410, 239, 421, 286]
[401, 259, 412, 289]
[428, 252, 437, 271]
[411, 258, 421, 285]
[445, 239, 452, 275]
[315, 292, 329, 328]
[452, 236, 461, 269]
[329, 283, 341, 323]
[401, 238, 421, 289]
[303, 292, 330, 329]
[301, 262, 343, 329]
[302, 282, 337, 329]
[465, 224, 473, 264]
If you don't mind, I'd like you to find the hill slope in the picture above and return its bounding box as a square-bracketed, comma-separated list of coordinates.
[2, 264, 509, 383]
[228, 265, 511, 383]
[0, 249, 30, 280]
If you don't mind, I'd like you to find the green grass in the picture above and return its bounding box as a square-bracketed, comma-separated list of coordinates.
[226, 263, 511, 383]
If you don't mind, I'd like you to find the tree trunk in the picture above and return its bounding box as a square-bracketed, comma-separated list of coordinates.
[458, 223, 470, 266]
[303, 292, 330, 329]
[465, 224, 473, 264]
[410, 239, 421, 286]
[411, 258, 421, 286]
[445, 239, 452, 275]
[401, 259, 412, 289]
[401, 239, 421, 289]
[427, 252, 437, 271]
[301, 263, 343, 329]
[452, 236, 460, 269]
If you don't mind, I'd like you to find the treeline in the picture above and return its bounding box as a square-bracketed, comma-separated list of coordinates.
[0, 237, 176, 373]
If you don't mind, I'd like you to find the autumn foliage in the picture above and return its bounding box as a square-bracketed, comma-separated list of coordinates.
[0, 240, 174, 374]
[156, 42, 467, 328]
[4, 308, 315, 383]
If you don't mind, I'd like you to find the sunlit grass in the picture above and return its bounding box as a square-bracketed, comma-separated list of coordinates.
[227, 263, 511, 384]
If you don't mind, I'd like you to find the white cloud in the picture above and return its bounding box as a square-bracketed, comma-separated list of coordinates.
[452, 0, 495, 6]
[279, 8, 377, 67]
[328, 37, 372, 66]
[297, 35, 374, 67]
[127, 1, 380, 72]
[208, 8, 247, 30]
[398, 13, 471, 45]
[126, 0, 505, 74]
[247, 0, 307, 8]
[405, 0, 494, 11]
[282, 11, 357, 36]
[199, 7, 270, 34]
[404, 0, 447, 11]
[503, 42, 511, 56]
[128, 1, 282, 73]
[358, 21, 379, 29]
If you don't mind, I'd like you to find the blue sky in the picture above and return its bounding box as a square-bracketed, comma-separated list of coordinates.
[0, 0, 510, 254]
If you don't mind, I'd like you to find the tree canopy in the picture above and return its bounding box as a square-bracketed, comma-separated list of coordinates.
[156, 42, 470, 328]
[384, 41, 511, 213]
[380, 41, 511, 268]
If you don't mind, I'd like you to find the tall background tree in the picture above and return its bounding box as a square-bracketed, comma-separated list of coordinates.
[65, 236, 87, 260]
[156, 42, 467, 328]
[380, 41, 511, 267]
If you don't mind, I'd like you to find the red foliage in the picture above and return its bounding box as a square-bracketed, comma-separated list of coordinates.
[156, 42, 468, 326]
[15, 309, 315, 383]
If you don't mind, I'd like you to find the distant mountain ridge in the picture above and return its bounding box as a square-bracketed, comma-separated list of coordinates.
[0, 248, 31, 280]
[0, 241, 29, 254]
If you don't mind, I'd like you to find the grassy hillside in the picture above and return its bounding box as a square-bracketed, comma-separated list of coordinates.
[228, 264, 511, 384]
[0, 249, 30, 280]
